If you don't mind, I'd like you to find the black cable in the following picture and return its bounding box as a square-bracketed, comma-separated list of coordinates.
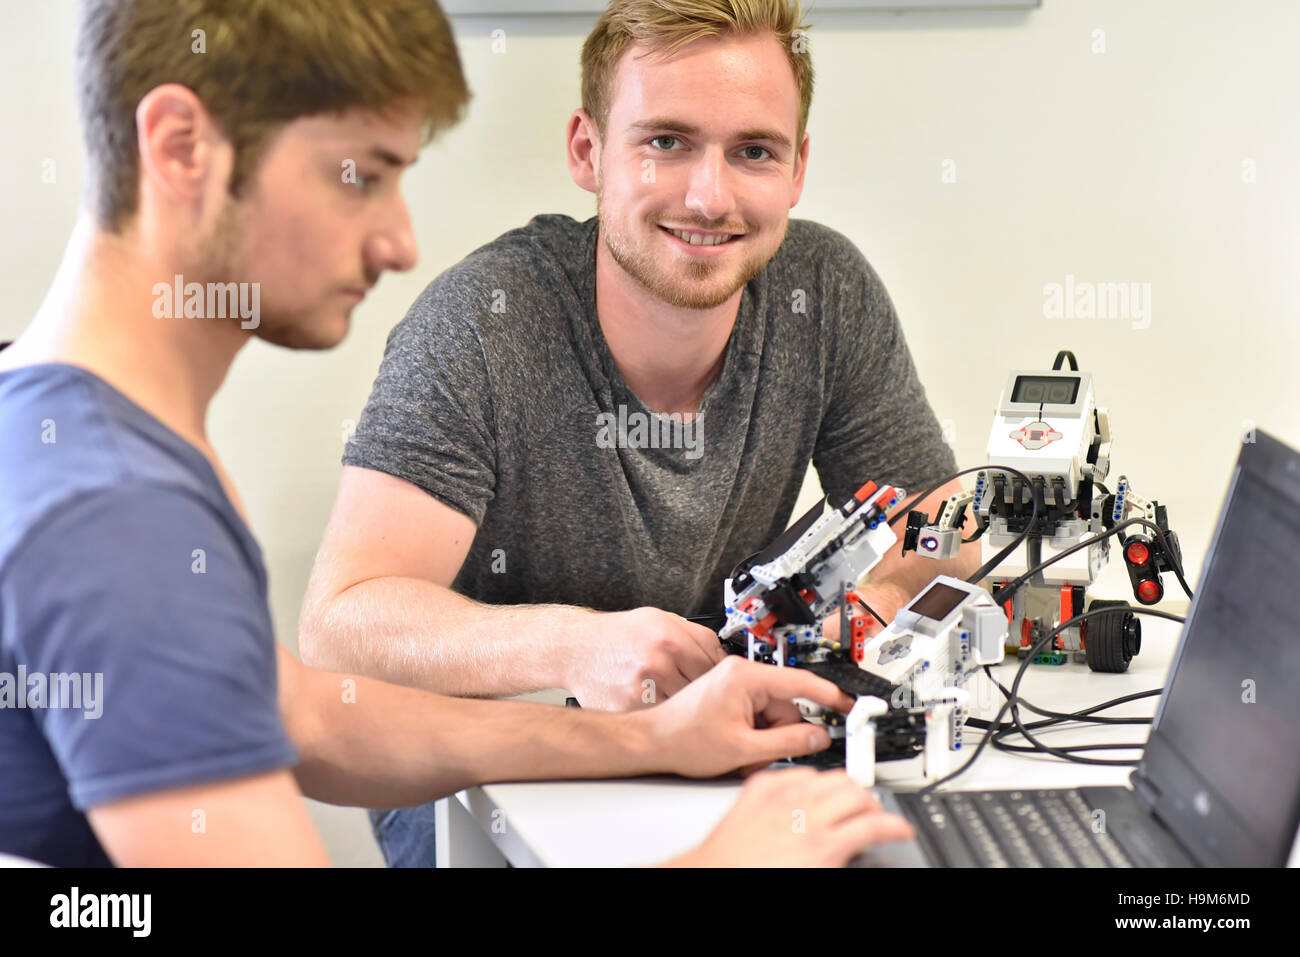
[995, 605, 1185, 769]
[964, 473, 1045, 585]
[973, 675, 1158, 760]
[918, 605, 1186, 793]
[1003, 686, 1159, 722]
[989, 516, 1195, 605]
[990, 741, 1148, 755]
[981, 680, 1162, 726]
[727, 548, 761, 581]
[965, 715, 1143, 730]
[851, 594, 889, 630]
[884, 463, 1040, 588]
[885, 464, 1019, 528]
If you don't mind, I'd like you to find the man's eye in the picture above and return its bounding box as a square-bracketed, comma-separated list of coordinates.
[742, 146, 771, 161]
[649, 135, 679, 151]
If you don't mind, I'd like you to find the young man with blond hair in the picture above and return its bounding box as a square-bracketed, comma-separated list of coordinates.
[302, 0, 973, 866]
[0, 0, 912, 868]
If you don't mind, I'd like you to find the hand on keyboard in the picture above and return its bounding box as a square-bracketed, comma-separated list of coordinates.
[667, 768, 914, 867]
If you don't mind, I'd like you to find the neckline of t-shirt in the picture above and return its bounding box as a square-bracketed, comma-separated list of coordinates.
[577, 217, 765, 419]
[0, 361, 253, 540]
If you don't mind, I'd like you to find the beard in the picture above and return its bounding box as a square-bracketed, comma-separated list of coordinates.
[187, 196, 345, 351]
[596, 190, 779, 310]
[189, 197, 247, 289]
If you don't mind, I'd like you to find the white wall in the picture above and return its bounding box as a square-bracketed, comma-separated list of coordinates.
[3, 0, 1297, 865]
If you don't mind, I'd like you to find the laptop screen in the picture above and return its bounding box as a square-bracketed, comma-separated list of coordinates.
[1142, 431, 1300, 866]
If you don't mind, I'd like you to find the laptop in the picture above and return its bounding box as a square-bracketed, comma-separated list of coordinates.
[862, 429, 1300, 867]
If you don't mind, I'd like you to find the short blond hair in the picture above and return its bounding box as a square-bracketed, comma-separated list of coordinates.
[581, 0, 813, 144]
[77, 0, 471, 233]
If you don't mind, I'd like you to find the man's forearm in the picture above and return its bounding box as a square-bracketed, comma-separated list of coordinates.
[870, 540, 981, 604]
[288, 663, 659, 808]
[861, 478, 982, 617]
[300, 576, 596, 697]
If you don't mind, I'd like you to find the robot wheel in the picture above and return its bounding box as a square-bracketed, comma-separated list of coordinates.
[1084, 599, 1142, 673]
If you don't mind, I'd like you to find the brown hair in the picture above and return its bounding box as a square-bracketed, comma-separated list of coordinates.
[581, 0, 813, 145]
[76, 0, 471, 232]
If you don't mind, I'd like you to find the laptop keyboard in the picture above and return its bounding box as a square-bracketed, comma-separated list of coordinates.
[897, 789, 1134, 867]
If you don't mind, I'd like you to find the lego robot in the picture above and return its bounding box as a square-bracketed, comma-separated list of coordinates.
[718, 479, 901, 673]
[718, 481, 1008, 785]
[900, 350, 1181, 673]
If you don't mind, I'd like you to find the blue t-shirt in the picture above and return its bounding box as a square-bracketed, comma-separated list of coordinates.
[0, 363, 297, 866]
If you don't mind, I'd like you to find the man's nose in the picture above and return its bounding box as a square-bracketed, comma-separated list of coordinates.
[683, 146, 736, 223]
[367, 197, 419, 275]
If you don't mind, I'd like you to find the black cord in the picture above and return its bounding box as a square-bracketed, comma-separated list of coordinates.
[980, 680, 1162, 726]
[850, 594, 889, 630]
[918, 605, 1186, 793]
[1007, 606, 1181, 764]
[886, 464, 1025, 528]
[972, 676, 1158, 759]
[727, 548, 761, 581]
[1000, 608, 1183, 768]
[990, 741, 1149, 755]
[989, 516, 1195, 605]
[1053, 350, 1079, 371]
[884, 464, 1041, 587]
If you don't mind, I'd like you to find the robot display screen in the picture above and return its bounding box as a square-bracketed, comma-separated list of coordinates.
[1012, 375, 1079, 405]
[909, 582, 968, 621]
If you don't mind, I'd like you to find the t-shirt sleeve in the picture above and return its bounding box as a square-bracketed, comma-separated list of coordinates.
[813, 242, 958, 505]
[3, 484, 297, 811]
[343, 278, 498, 525]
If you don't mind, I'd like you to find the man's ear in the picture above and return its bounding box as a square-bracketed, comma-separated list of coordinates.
[135, 83, 229, 216]
[566, 108, 601, 194]
[789, 131, 810, 209]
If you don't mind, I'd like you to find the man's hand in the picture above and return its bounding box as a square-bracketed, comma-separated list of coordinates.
[635, 656, 857, 778]
[667, 768, 915, 867]
[561, 607, 728, 710]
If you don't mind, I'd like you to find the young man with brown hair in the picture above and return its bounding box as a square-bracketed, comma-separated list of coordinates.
[301, 0, 973, 865]
[0, 0, 911, 867]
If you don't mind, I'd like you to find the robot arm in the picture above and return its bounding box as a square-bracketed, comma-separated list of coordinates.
[1105, 476, 1182, 605]
[718, 480, 903, 664]
[1088, 407, 1113, 482]
[901, 487, 979, 561]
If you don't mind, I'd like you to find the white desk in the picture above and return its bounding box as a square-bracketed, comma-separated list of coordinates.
[436, 617, 1182, 867]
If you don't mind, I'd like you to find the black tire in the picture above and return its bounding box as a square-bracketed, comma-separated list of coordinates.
[1084, 599, 1142, 673]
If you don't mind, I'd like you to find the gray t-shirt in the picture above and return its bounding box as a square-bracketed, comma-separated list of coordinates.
[344, 214, 955, 616]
